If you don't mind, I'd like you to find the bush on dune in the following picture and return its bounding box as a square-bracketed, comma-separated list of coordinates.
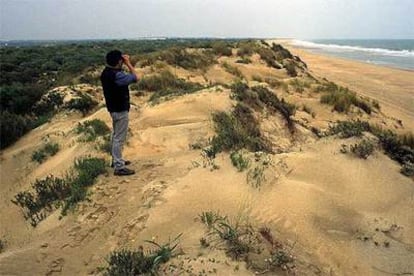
[136, 70, 203, 103]
[212, 41, 233, 56]
[318, 82, 372, 114]
[12, 156, 107, 226]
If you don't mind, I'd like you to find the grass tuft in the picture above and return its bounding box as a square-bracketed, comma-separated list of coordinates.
[76, 119, 110, 142]
[230, 151, 250, 172]
[350, 139, 375, 159]
[105, 234, 182, 276]
[318, 82, 372, 114]
[32, 142, 60, 163]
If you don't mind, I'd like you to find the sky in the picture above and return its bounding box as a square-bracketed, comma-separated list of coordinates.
[1, 0, 413, 40]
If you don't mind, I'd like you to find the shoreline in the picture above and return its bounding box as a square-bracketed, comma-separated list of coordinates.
[272, 39, 414, 131]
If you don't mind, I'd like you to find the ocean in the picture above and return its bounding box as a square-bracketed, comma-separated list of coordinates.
[291, 39, 414, 70]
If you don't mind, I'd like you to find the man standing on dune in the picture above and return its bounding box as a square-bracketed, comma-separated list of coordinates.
[101, 50, 138, 176]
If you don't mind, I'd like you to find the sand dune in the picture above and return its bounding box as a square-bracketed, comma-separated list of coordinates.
[1, 44, 413, 275]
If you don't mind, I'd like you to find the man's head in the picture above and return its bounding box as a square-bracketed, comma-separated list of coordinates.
[106, 50, 123, 67]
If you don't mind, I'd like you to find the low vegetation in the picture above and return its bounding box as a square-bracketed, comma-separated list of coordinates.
[0, 239, 5, 253]
[208, 103, 271, 158]
[198, 211, 296, 273]
[230, 151, 250, 172]
[330, 120, 414, 176]
[31, 142, 60, 163]
[65, 92, 98, 116]
[12, 156, 106, 226]
[104, 234, 182, 276]
[222, 62, 244, 79]
[317, 81, 373, 114]
[135, 70, 203, 104]
[76, 119, 111, 142]
[211, 41, 233, 56]
[141, 47, 216, 70]
[231, 82, 296, 131]
[350, 139, 375, 159]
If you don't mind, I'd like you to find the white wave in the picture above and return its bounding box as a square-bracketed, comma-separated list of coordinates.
[292, 40, 414, 58]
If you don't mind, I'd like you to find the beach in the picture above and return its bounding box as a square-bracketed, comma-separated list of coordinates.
[280, 40, 414, 132]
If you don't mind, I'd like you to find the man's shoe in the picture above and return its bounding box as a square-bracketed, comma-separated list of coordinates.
[111, 160, 131, 168]
[114, 167, 135, 176]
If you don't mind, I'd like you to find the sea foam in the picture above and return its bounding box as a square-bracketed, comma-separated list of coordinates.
[292, 40, 414, 58]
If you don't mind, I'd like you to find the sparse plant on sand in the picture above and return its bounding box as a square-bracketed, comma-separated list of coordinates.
[301, 104, 316, 118]
[401, 162, 414, 177]
[13, 156, 106, 226]
[318, 81, 372, 114]
[252, 75, 263, 82]
[222, 62, 244, 79]
[105, 234, 182, 276]
[210, 103, 271, 156]
[0, 239, 6, 253]
[329, 121, 414, 177]
[230, 151, 250, 172]
[199, 211, 227, 228]
[247, 165, 266, 188]
[350, 139, 375, 159]
[76, 119, 110, 142]
[235, 56, 252, 64]
[31, 142, 60, 163]
[284, 62, 298, 77]
[328, 120, 371, 138]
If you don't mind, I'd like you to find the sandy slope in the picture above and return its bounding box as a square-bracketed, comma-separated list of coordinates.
[1, 47, 413, 276]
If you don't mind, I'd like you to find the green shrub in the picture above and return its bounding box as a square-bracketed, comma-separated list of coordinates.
[210, 103, 271, 156]
[271, 43, 294, 61]
[230, 83, 296, 132]
[13, 156, 106, 226]
[105, 234, 182, 276]
[235, 57, 252, 64]
[371, 127, 414, 166]
[318, 82, 371, 114]
[401, 162, 414, 177]
[12, 176, 69, 226]
[284, 62, 297, 77]
[350, 139, 375, 159]
[0, 111, 32, 149]
[252, 75, 263, 82]
[212, 41, 233, 56]
[330, 121, 414, 176]
[328, 120, 371, 138]
[236, 41, 258, 56]
[63, 157, 107, 213]
[253, 86, 296, 131]
[230, 151, 250, 172]
[66, 93, 98, 115]
[76, 119, 110, 141]
[0, 239, 4, 253]
[257, 47, 282, 69]
[32, 91, 64, 116]
[289, 79, 310, 93]
[137, 70, 203, 103]
[222, 62, 244, 79]
[31, 142, 60, 163]
[158, 47, 215, 70]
